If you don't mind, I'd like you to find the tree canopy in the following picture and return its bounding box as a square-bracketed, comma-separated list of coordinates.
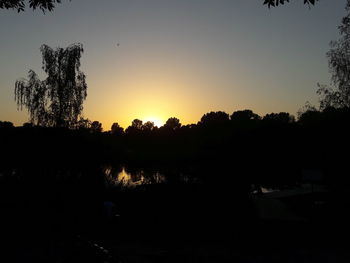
[15, 43, 87, 128]
[142, 121, 155, 131]
[199, 111, 230, 126]
[111, 122, 124, 135]
[164, 117, 181, 131]
[231, 110, 260, 122]
[0, 0, 66, 12]
[90, 121, 103, 133]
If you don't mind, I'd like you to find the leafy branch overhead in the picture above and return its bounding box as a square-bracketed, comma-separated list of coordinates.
[1, 0, 319, 12]
[0, 0, 67, 12]
[263, 0, 318, 8]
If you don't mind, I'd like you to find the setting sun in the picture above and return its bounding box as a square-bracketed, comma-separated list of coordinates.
[143, 116, 164, 127]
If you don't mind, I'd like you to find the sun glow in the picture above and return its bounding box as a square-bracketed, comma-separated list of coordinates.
[143, 116, 164, 127]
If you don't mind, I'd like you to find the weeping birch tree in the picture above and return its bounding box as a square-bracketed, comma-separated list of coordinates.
[15, 43, 87, 128]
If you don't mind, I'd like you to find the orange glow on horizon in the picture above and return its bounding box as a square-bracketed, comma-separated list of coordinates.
[84, 55, 286, 132]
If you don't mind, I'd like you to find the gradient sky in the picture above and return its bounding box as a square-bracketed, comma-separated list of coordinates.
[0, 0, 347, 129]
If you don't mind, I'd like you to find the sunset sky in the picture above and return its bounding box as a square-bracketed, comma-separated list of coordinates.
[0, 0, 347, 129]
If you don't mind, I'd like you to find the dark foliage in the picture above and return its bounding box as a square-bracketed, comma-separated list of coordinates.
[263, 0, 318, 8]
[164, 117, 181, 130]
[0, 0, 67, 12]
[1, 107, 350, 261]
[199, 111, 230, 126]
[90, 121, 103, 133]
[110, 122, 123, 135]
[0, 120, 14, 128]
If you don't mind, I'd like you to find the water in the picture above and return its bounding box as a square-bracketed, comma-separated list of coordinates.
[104, 166, 166, 187]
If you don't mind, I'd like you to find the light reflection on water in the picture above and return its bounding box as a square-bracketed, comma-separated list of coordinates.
[261, 187, 277, 194]
[104, 166, 165, 187]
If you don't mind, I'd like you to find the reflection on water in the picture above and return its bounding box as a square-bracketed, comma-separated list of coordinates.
[104, 166, 165, 187]
[261, 187, 278, 194]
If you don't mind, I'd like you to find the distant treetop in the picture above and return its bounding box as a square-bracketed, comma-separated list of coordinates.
[0, 0, 67, 12]
[263, 0, 318, 8]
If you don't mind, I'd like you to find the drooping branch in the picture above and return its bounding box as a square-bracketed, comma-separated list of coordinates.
[0, 0, 67, 12]
[263, 0, 318, 8]
[15, 70, 50, 125]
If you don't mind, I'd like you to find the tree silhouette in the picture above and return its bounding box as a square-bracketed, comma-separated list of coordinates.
[297, 101, 318, 119]
[90, 121, 102, 133]
[75, 117, 91, 130]
[263, 112, 295, 124]
[164, 117, 181, 131]
[15, 43, 87, 128]
[263, 0, 318, 8]
[0, 121, 14, 129]
[22, 122, 34, 128]
[131, 119, 143, 130]
[199, 111, 229, 126]
[125, 119, 143, 134]
[142, 121, 155, 132]
[317, 0, 350, 109]
[111, 122, 124, 135]
[298, 109, 322, 126]
[230, 110, 261, 131]
[231, 110, 260, 122]
[0, 0, 66, 12]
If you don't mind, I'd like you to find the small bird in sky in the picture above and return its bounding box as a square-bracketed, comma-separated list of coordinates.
[116, 43, 120, 47]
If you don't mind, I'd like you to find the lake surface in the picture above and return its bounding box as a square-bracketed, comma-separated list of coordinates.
[104, 166, 166, 186]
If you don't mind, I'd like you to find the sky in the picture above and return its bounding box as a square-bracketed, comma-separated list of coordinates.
[0, 0, 347, 129]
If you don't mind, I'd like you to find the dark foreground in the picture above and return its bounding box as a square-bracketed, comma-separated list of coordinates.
[1, 109, 350, 262]
[2, 182, 350, 263]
